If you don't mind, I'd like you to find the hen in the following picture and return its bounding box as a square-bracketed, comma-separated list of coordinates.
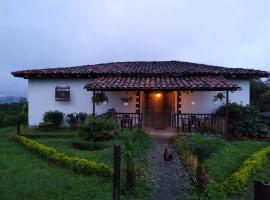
[163, 145, 173, 161]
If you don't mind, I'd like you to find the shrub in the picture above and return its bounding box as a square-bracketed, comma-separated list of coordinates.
[66, 113, 78, 127]
[14, 135, 112, 178]
[79, 116, 118, 141]
[216, 103, 265, 136]
[43, 110, 64, 127]
[116, 129, 154, 189]
[76, 112, 87, 124]
[221, 144, 270, 196]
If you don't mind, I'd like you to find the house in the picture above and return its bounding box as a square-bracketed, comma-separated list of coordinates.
[12, 61, 269, 133]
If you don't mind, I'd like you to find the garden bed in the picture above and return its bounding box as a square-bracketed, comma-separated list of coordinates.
[171, 134, 270, 199]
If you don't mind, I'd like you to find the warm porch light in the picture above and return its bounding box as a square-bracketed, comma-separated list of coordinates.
[155, 92, 161, 98]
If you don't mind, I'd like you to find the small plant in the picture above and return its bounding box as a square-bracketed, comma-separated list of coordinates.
[213, 92, 225, 102]
[66, 113, 78, 128]
[92, 91, 108, 105]
[76, 112, 87, 124]
[79, 116, 118, 141]
[42, 110, 64, 127]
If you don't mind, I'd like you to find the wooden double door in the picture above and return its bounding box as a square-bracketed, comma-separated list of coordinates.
[144, 91, 174, 129]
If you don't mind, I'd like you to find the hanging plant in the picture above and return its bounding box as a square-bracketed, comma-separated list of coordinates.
[213, 92, 225, 102]
[120, 97, 132, 106]
[92, 91, 108, 105]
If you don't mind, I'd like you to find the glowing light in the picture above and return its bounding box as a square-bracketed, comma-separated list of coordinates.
[155, 92, 161, 97]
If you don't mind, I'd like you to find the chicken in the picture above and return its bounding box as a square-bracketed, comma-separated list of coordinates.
[163, 145, 173, 161]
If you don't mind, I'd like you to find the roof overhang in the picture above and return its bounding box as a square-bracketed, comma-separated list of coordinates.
[84, 76, 240, 91]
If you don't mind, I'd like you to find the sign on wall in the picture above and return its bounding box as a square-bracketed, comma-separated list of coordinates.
[55, 86, 70, 101]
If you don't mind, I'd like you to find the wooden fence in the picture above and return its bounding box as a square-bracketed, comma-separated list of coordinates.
[172, 113, 227, 135]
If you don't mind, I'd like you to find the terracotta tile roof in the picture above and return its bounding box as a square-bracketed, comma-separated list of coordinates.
[84, 76, 240, 91]
[12, 61, 269, 79]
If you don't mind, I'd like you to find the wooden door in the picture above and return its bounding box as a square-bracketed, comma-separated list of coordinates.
[144, 91, 173, 129]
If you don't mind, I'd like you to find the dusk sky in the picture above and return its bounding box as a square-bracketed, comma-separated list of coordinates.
[1, 0, 270, 97]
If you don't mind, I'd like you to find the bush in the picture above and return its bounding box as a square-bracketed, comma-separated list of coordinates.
[76, 112, 87, 124]
[221, 144, 270, 196]
[72, 140, 108, 151]
[66, 113, 78, 127]
[216, 103, 265, 136]
[79, 116, 118, 141]
[116, 129, 154, 189]
[14, 135, 112, 178]
[43, 110, 64, 127]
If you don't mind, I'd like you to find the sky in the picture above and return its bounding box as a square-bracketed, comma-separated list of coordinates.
[0, 0, 270, 97]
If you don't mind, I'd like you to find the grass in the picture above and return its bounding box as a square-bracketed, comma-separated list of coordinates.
[203, 140, 268, 182]
[0, 127, 125, 200]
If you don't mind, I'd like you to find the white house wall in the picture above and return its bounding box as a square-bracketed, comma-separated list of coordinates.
[28, 79, 136, 125]
[178, 80, 250, 114]
[28, 79, 250, 125]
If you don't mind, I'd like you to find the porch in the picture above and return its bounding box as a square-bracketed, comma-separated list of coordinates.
[85, 75, 240, 135]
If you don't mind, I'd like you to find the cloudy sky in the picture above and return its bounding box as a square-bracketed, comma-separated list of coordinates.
[0, 0, 270, 97]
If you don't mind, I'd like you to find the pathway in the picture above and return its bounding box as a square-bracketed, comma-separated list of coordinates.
[146, 128, 191, 200]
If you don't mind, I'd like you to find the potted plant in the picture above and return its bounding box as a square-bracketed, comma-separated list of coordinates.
[92, 91, 108, 105]
[213, 92, 225, 102]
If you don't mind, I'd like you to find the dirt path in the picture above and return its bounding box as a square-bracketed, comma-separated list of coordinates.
[147, 136, 191, 200]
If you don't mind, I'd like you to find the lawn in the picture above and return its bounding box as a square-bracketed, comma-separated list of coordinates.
[182, 135, 268, 183]
[203, 139, 268, 182]
[0, 127, 126, 200]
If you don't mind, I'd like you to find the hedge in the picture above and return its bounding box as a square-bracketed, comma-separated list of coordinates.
[14, 135, 113, 178]
[222, 144, 270, 196]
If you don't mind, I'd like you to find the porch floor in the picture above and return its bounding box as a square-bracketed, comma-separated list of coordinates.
[146, 127, 177, 140]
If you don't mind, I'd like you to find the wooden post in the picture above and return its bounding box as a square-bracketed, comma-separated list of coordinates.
[226, 90, 229, 135]
[17, 123, 21, 135]
[113, 144, 121, 200]
[254, 181, 270, 200]
[176, 91, 179, 133]
[92, 90, 96, 116]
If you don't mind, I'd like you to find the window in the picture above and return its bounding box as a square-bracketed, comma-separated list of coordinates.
[55, 86, 70, 101]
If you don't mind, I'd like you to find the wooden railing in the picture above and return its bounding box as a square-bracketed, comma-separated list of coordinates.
[97, 112, 143, 129]
[172, 113, 227, 135]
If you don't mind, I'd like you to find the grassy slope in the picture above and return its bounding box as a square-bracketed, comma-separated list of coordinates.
[204, 140, 268, 182]
[184, 136, 268, 183]
[0, 127, 125, 200]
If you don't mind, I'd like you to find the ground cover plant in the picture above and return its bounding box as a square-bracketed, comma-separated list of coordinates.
[0, 127, 124, 200]
[172, 134, 269, 199]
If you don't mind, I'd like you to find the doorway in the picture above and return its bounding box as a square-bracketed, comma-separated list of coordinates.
[144, 91, 174, 129]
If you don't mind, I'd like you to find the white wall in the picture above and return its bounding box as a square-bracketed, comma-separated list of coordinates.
[179, 80, 250, 114]
[28, 79, 136, 125]
[28, 79, 250, 125]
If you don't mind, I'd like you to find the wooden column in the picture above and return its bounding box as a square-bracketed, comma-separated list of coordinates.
[135, 91, 140, 113]
[113, 144, 121, 200]
[226, 90, 229, 135]
[92, 90, 96, 116]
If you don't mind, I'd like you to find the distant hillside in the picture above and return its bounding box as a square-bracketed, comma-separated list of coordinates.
[0, 96, 26, 104]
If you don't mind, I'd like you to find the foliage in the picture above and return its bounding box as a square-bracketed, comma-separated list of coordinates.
[260, 90, 270, 111]
[104, 108, 117, 119]
[42, 110, 64, 127]
[66, 113, 78, 126]
[0, 127, 121, 200]
[221, 144, 270, 196]
[76, 112, 87, 124]
[72, 140, 108, 151]
[216, 103, 265, 136]
[116, 129, 154, 189]
[171, 135, 198, 175]
[14, 135, 113, 178]
[186, 135, 224, 163]
[0, 100, 28, 128]
[92, 91, 108, 105]
[213, 92, 225, 102]
[250, 79, 270, 112]
[79, 116, 118, 141]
